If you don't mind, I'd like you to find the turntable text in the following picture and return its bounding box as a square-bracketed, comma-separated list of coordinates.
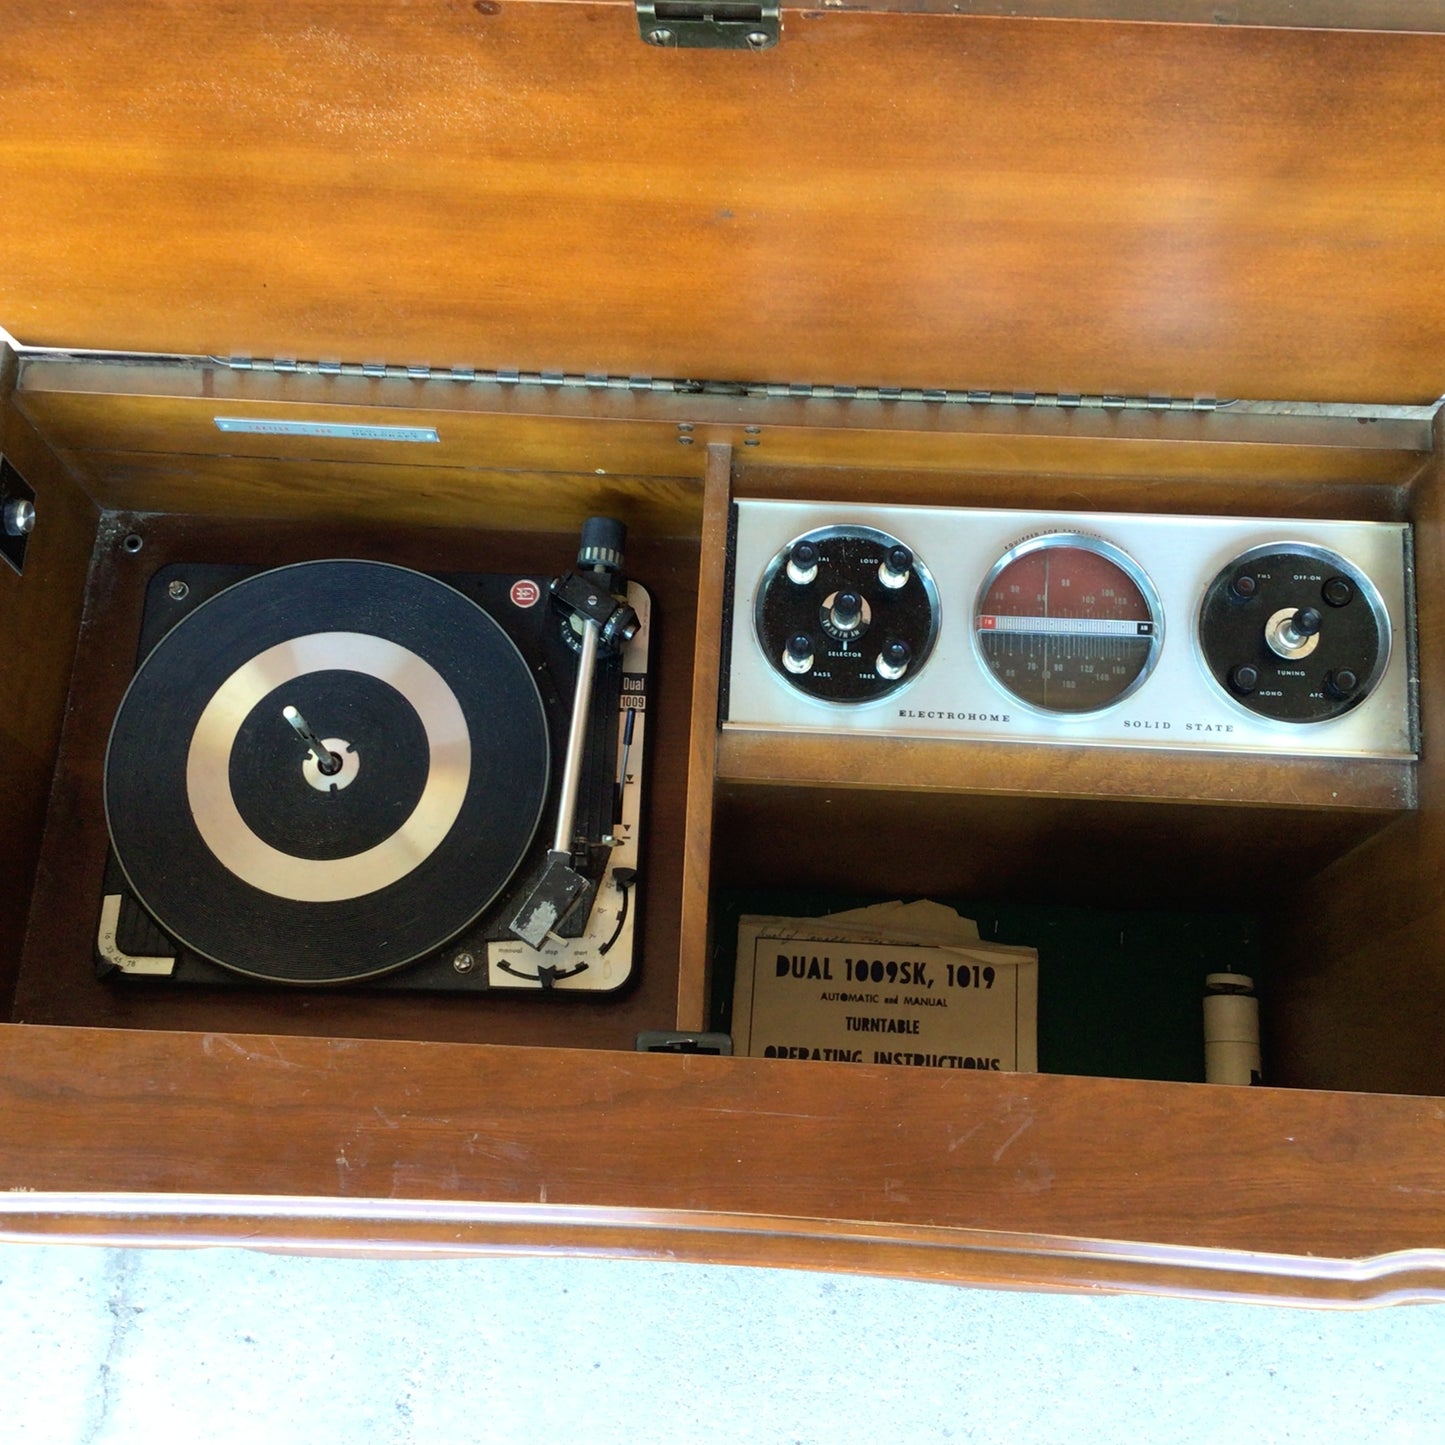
[775, 954, 933, 987]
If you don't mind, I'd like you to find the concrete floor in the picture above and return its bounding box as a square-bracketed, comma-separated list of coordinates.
[2, 1246, 1442, 1442]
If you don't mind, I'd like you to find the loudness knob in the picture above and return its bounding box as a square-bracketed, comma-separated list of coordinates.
[783, 633, 815, 675]
[878, 545, 913, 590]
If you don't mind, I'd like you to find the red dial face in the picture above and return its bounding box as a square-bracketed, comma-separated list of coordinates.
[975, 540, 1159, 714]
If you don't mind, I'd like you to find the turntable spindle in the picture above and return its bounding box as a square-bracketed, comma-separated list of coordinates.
[282, 704, 342, 777]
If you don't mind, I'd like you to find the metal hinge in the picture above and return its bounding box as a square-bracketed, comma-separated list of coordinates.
[635, 0, 779, 51]
[215, 356, 1227, 410]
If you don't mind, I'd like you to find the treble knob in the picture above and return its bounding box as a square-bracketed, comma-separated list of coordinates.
[876, 640, 912, 681]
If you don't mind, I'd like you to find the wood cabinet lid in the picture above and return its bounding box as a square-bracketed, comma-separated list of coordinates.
[3, 3, 1445, 403]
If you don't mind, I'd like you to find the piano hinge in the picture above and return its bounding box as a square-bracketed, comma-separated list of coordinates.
[214, 357, 1227, 411]
[635, 0, 779, 50]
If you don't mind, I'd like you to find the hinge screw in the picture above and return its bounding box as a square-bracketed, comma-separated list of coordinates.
[453, 951, 477, 974]
[746, 30, 771, 48]
[647, 27, 673, 45]
[167, 579, 190, 601]
[2, 499, 35, 537]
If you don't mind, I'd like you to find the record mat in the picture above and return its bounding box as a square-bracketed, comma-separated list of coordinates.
[104, 560, 551, 984]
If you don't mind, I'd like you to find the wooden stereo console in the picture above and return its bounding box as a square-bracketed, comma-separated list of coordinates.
[2, 2, 1444, 1305]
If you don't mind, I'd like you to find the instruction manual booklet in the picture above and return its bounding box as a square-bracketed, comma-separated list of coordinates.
[731, 900, 1038, 1071]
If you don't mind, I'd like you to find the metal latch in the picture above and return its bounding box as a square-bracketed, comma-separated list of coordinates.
[636, 1, 779, 50]
[0, 456, 36, 576]
[636, 1030, 735, 1055]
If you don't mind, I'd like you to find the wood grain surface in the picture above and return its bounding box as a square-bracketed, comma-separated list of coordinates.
[675, 445, 733, 1027]
[1265, 415, 1445, 1096]
[4, 7, 1445, 400]
[715, 729, 1416, 812]
[19, 361, 1429, 509]
[0, 378, 98, 1008]
[1, 1022, 1444, 1303]
[761, 0, 1445, 26]
[711, 782, 1397, 913]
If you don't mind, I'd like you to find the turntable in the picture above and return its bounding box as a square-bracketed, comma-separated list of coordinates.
[95, 517, 650, 993]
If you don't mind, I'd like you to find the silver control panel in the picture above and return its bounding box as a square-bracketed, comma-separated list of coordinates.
[725, 501, 1416, 758]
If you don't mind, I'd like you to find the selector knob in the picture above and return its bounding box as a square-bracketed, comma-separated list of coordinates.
[1325, 667, 1359, 699]
[786, 540, 819, 586]
[1229, 574, 1258, 603]
[1230, 664, 1260, 695]
[878, 545, 913, 590]
[827, 590, 865, 634]
[783, 633, 815, 675]
[876, 640, 912, 681]
[831, 590, 862, 629]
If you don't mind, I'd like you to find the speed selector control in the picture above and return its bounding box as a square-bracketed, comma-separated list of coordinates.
[1198, 545, 1389, 724]
[755, 525, 939, 704]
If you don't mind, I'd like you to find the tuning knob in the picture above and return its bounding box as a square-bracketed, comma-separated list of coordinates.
[1267, 606, 1323, 659]
[876, 640, 912, 681]
[878, 545, 913, 590]
[786, 540, 819, 586]
[783, 633, 815, 675]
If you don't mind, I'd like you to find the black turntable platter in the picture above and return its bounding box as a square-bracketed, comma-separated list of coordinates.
[104, 560, 550, 984]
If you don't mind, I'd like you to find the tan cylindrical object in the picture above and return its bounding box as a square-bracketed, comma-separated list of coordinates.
[1204, 972, 1261, 1086]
